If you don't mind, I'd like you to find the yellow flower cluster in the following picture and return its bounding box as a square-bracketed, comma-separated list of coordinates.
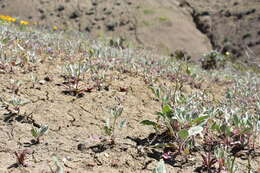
[0, 14, 29, 25]
[0, 14, 58, 30]
[0, 15, 16, 22]
[20, 20, 29, 25]
[53, 26, 58, 30]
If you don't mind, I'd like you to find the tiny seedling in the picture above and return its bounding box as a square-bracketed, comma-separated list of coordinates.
[14, 149, 32, 167]
[9, 79, 22, 94]
[103, 106, 127, 144]
[31, 124, 49, 144]
[49, 156, 64, 173]
[4, 96, 30, 114]
[153, 159, 167, 173]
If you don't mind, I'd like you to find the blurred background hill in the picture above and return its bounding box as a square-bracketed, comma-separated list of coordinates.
[0, 0, 259, 63]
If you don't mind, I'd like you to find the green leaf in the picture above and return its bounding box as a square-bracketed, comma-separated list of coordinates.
[2, 38, 11, 44]
[140, 120, 157, 127]
[162, 105, 172, 115]
[178, 129, 189, 140]
[188, 126, 203, 136]
[156, 112, 166, 118]
[233, 114, 240, 127]
[240, 127, 252, 135]
[220, 124, 232, 136]
[104, 126, 112, 136]
[192, 115, 209, 125]
[31, 128, 38, 138]
[155, 88, 161, 98]
[211, 122, 220, 132]
[119, 119, 127, 129]
[153, 159, 167, 173]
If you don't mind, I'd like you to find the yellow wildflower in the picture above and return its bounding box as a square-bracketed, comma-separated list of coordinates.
[20, 20, 29, 25]
[53, 26, 58, 30]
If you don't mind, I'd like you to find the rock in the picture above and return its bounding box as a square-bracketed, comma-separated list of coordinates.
[57, 5, 65, 12]
[77, 143, 87, 151]
[70, 11, 81, 19]
[106, 22, 117, 31]
[38, 8, 44, 14]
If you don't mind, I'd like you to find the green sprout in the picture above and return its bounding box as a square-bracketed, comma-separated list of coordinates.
[103, 106, 127, 144]
[6, 96, 30, 114]
[153, 159, 167, 173]
[31, 124, 49, 144]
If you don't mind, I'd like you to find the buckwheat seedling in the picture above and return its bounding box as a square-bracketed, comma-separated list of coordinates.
[152, 159, 167, 173]
[31, 124, 49, 144]
[7, 96, 30, 114]
[103, 106, 126, 144]
[14, 149, 32, 167]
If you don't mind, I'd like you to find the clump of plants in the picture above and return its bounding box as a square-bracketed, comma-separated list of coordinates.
[201, 50, 227, 70]
[173, 49, 191, 61]
[142, 87, 209, 157]
[141, 76, 260, 172]
[61, 60, 92, 97]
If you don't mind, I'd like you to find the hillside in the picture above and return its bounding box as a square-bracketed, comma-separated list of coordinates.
[1, 0, 259, 64]
[0, 0, 212, 60]
[0, 18, 260, 173]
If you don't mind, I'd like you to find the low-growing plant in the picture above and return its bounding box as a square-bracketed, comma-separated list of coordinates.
[201, 50, 227, 70]
[31, 124, 49, 144]
[61, 60, 91, 96]
[141, 90, 209, 154]
[14, 149, 32, 167]
[152, 159, 167, 173]
[9, 79, 22, 94]
[103, 106, 127, 144]
[49, 156, 64, 173]
[0, 96, 30, 114]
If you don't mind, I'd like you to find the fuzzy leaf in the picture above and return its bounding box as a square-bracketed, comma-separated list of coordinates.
[153, 159, 167, 173]
[52, 156, 64, 173]
[188, 126, 203, 136]
[38, 125, 49, 136]
[119, 119, 127, 129]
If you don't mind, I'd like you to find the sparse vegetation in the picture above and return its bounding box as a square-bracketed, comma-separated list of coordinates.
[0, 13, 259, 173]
